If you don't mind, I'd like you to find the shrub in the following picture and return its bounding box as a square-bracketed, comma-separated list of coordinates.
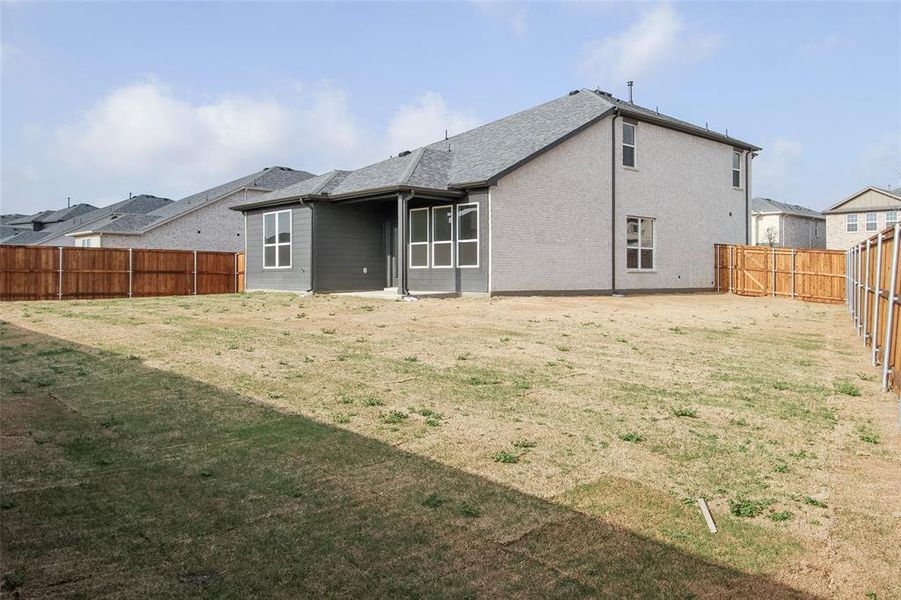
[619, 432, 644, 443]
[380, 410, 408, 425]
[728, 497, 764, 518]
[803, 496, 827, 508]
[770, 510, 793, 522]
[833, 381, 861, 397]
[362, 397, 384, 407]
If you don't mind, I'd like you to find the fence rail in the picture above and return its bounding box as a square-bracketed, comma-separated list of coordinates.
[714, 244, 846, 304]
[847, 225, 901, 400]
[0, 245, 245, 301]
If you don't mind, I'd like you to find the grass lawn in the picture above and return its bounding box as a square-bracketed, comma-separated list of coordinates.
[1, 292, 898, 598]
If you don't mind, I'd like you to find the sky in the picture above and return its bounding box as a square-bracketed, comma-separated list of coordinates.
[1, 0, 899, 215]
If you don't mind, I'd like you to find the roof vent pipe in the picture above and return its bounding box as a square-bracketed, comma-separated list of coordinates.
[568, 89, 579, 96]
[627, 81, 634, 104]
[398, 150, 411, 157]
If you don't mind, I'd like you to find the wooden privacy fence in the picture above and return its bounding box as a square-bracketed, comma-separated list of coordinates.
[714, 244, 846, 304]
[847, 224, 901, 398]
[0, 245, 245, 301]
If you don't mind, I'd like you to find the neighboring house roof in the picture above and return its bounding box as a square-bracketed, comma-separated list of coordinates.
[0, 214, 27, 225]
[89, 166, 315, 235]
[233, 89, 760, 211]
[751, 198, 823, 219]
[4, 204, 99, 228]
[823, 186, 901, 214]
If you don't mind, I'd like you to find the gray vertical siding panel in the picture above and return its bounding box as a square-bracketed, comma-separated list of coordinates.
[245, 204, 311, 291]
[313, 202, 391, 292]
[407, 190, 489, 293]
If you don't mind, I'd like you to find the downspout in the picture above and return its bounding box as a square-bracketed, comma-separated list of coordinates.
[611, 109, 619, 293]
[301, 198, 314, 293]
[745, 151, 750, 244]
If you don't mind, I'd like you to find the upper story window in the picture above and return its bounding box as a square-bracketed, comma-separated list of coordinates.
[846, 214, 858, 232]
[457, 203, 480, 268]
[622, 122, 636, 168]
[732, 151, 742, 189]
[409, 208, 429, 268]
[432, 205, 453, 268]
[866, 212, 878, 231]
[263, 209, 291, 268]
[626, 217, 655, 270]
[887, 211, 898, 227]
[79, 238, 93, 248]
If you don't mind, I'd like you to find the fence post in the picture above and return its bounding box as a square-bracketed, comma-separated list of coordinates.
[881, 224, 900, 393]
[715, 245, 720, 292]
[128, 248, 133, 298]
[872, 233, 883, 366]
[193, 250, 198, 296]
[863, 239, 871, 341]
[57, 246, 63, 300]
[791, 249, 796, 298]
[857, 244, 864, 334]
[234, 253, 238, 293]
[772, 246, 777, 297]
[728, 246, 733, 294]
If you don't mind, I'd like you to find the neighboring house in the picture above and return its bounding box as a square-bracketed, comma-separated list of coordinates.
[69, 166, 315, 251]
[0, 203, 99, 245]
[750, 197, 825, 248]
[232, 88, 760, 296]
[0, 196, 171, 247]
[823, 186, 901, 249]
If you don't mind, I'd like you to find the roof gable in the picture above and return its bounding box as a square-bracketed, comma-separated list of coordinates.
[823, 187, 901, 214]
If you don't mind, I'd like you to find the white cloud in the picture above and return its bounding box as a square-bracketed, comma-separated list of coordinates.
[386, 92, 479, 154]
[753, 139, 805, 198]
[469, 1, 529, 36]
[578, 3, 720, 85]
[2, 80, 480, 212]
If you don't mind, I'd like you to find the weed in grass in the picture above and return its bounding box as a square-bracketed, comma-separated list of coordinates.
[803, 496, 827, 508]
[556, 345, 570, 352]
[363, 397, 384, 407]
[321, 328, 336, 335]
[500, 336, 511, 342]
[422, 493, 444, 508]
[360, 305, 374, 312]
[418, 408, 441, 418]
[425, 417, 441, 427]
[796, 358, 814, 367]
[339, 395, 354, 405]
[769, 511, 793, 522]
[493, 450, 519, 464]
[773, 381, 790, 391]
[619, 432, 644, 443]
[380, 410, 408, 425]
[856, 424, 880, 444]
[668, 327, 685, 334]
[671, 407, 697, 418]
[512, 439, 537, 449]
[857, 372, 878, 382]
[267, 391, 285, 399]
[773, 462, 789, 473]
[728, 497, 764, 518]
[200, 470, 213, 478]
[456, 352, 472, 361]
[302, 356, 314, 363]
[403, 356, 419, 363]
[0, 498, 16, 510]
[833, 381, 861, 397]
[2, 567, 25, 592]
[616, 337, 628, 343]
[468, 375, 499, 386]
[333, 414, 351, 425]
[458, 502, 481, 518]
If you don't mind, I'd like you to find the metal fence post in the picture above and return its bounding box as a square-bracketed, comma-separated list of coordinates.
[872, 233, 883, 366]
[857, 244, 864, 334]
[57, 246, 63, 300]
[128, 248, 133, 298]
[863, 239, 871, 340]
[882, 224, 900, 392]
[193, 250, 198, 295]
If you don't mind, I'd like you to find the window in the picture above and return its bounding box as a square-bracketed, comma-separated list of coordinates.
[887, 211, 898, 226]
[866, 212, 878, 231]
[409, 208, 429, 268]
[79, 238, 93, 248]
[846, 214, 858, 232]
[732, 151, 742, 189]
[456, 203, 479, 267]
[263, 210, 291, 268]
[432, 205, 453, 268]
[626, 217, 654, 270]
[622, 122, 636, 168]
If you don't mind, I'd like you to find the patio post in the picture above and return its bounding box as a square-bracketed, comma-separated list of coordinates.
[397, 192, 407, 296]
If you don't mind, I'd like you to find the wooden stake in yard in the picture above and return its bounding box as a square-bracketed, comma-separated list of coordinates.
[697, 498, 717, 534]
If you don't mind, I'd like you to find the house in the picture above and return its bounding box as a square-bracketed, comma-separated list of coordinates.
[69, 166, 315, 251]
[0, 203, 100, 245]
[823, 186, 901, 249]
[232, 89, 760, 296]
[750, 197, 825, 248]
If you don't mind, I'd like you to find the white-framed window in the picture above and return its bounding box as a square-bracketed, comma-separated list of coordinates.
[456, 203, 479, 268]
[79, 238, 93, 248]
[409, 207, 429, 268]
[866, 212, 878, 231]
[626, 217, 655, 271]
[846, 214, 858, 232]
[732, 151, 742, 189]
[263, 209, 292, 268]
[622, 122, 636, 168]
[887, 211, 898, 226]
[431, 205, 453, 268]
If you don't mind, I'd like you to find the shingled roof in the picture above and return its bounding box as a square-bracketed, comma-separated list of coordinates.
[751, 198, 824, 219]
[233, 89, 759, 211]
